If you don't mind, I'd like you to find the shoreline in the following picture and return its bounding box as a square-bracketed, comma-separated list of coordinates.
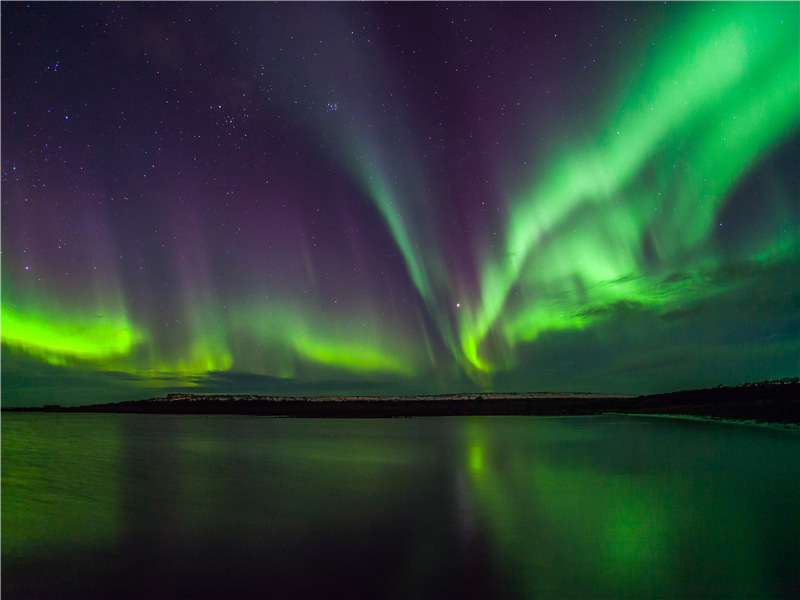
[602, 412, 800, 432]
[4, 382, 798, 426]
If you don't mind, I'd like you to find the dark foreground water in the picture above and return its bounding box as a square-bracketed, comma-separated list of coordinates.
[2, 414, 799, 599]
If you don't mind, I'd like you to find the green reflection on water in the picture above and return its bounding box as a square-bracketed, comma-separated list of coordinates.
[461, 416, 800, 599]
[150, 417, 433, 541]
[1, 415, 436, 556]
[2, 414, 798, 599]
[1, 414, 123, 555]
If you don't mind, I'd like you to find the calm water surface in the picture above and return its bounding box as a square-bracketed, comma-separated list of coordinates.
[2, 414, 799, 599]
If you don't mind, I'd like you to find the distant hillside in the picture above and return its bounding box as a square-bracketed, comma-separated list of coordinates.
[5, 379, 798, 424]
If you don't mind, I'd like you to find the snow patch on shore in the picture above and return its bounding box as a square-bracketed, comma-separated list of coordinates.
[607, 412, 799, 432]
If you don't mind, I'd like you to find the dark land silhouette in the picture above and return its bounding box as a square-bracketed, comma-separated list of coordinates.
[6, 379, 798, 424]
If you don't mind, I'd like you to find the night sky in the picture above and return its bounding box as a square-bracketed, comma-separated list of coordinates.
[2, 2, 798, 406]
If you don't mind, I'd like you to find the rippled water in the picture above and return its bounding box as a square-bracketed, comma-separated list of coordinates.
[3, 413, 798, 599]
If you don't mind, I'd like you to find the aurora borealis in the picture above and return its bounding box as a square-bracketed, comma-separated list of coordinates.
[2, 2, 798, 405]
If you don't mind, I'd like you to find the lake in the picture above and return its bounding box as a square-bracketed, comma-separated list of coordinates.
[2, 413, 798, 599]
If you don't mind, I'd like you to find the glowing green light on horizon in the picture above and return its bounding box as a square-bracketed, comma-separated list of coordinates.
[0, 292, 415, 382]
[294, 333, 414, 375]
[1, 304, 144, 366]
[230, 300, 420, 378]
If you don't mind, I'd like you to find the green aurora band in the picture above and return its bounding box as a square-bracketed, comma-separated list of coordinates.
[463, 3, 799, 375]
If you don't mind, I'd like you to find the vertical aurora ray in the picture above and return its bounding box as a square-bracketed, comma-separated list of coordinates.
[238, 4, 469, 370]
[345, 151, 470, 374]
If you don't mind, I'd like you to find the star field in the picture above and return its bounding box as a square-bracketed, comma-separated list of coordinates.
[2, 2, 798, 405]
